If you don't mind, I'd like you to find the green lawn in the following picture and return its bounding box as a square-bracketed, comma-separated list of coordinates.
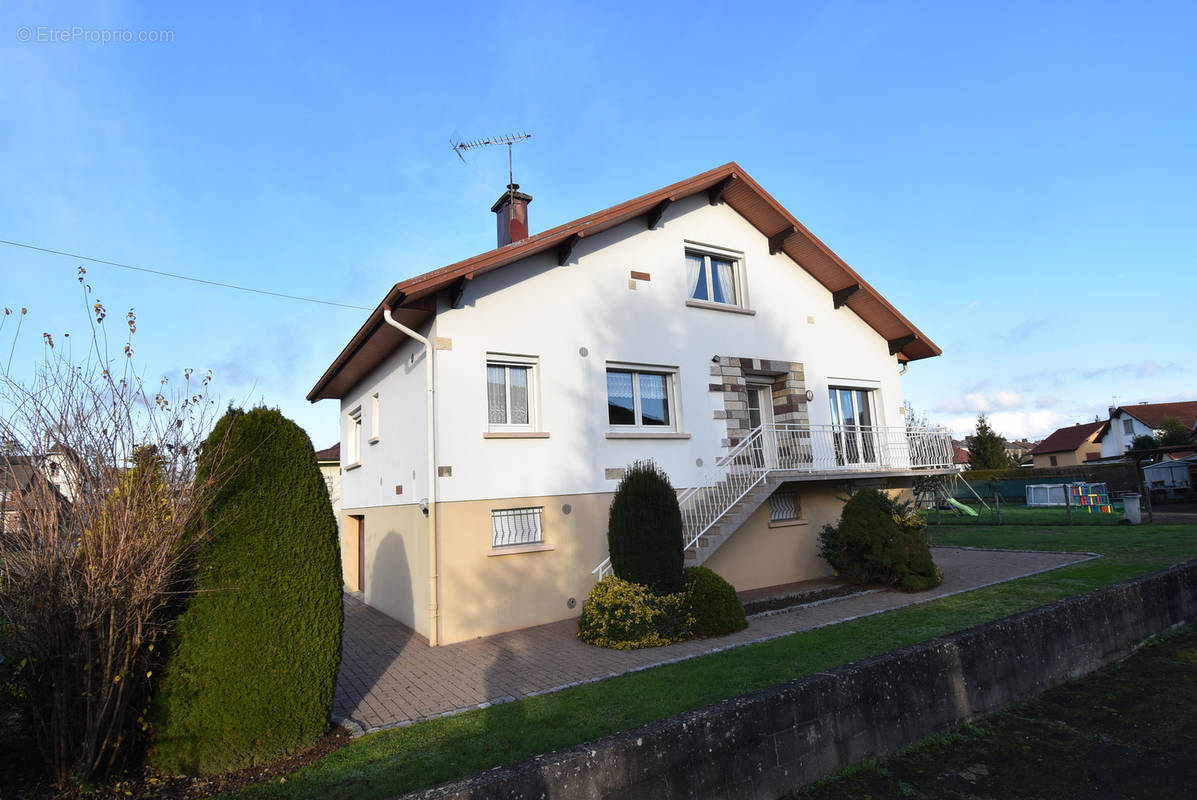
[927, 501, 1125, 526]
[227, 524, 1197, 800]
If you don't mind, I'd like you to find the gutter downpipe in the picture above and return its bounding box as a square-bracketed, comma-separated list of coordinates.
[382, 306, 440, 646]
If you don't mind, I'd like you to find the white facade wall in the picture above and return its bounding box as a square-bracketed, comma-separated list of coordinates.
[339, 331, 431, 510]
[346, 194, 909, 505]
[1101, 413, 1156, 457]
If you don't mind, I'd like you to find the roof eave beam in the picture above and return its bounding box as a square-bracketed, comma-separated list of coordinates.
[832, 283, 860, 309]
[768, 226, 797, 255]
[557, 233, 580, 266]
[888, 334, 917, 356]
[645, 198, 673, 230]
[448, 276, 470, 309]
[708, 175, 736, 205]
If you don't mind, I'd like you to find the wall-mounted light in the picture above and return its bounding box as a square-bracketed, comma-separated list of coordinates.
[805, 389, 815, 402]
[711, 355, 721, 364]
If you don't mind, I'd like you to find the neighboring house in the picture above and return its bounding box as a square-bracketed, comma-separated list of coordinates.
[1005, 439, 1035, 462]
[0, 454, 71, 540]
[1099, 401, 1197, 457]
[308, 162, 954, 646]
[952, 445, 970, 470]
[1030, 421, 1108, 468]
[314, 443, 347, 584]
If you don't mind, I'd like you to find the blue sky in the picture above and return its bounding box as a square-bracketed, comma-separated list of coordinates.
[2, 0, 1194, 448]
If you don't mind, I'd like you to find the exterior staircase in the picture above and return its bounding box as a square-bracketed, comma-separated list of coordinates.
[681, 474, 785, 566]
[592, 422, 954, 580]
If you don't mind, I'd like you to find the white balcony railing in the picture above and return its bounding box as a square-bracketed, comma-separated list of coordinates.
[592, 424, 953, 579]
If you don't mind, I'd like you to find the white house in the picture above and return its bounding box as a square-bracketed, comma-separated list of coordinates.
[308, 163, 954, 646]
[1099, 401, 1197, 457]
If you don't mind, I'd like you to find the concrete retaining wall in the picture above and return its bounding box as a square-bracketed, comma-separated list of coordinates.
[403, 560, 1197, 800]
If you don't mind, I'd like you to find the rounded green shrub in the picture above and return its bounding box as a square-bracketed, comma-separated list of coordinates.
[607, 460, 684, 595]
[817, 488, 941, 591]
[576, 576, 691, 649]
[683, 567, 747, 637]
[148, 407, 343, 775]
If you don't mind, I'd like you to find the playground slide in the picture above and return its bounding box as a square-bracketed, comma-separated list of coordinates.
[946, 497, 979, 516]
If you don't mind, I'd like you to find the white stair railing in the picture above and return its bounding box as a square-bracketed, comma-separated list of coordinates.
[591, 424, 954, 579]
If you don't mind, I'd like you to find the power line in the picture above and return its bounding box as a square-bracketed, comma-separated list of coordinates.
[0, 238, 372, 311]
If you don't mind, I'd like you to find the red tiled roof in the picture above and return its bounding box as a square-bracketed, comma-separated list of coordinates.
[308, 162, 943, 402]
[952, 446, 970, 464]
[1030, 420, 1108, 455]
[1115, 401, 1197, 431]
[314, 443, 340, 462]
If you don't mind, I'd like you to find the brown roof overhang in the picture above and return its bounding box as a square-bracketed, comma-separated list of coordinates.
[308, 162, 942, 402]
[1030, 420, 1109, 455]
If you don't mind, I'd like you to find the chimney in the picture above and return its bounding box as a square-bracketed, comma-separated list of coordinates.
[491, 183, 533, 247]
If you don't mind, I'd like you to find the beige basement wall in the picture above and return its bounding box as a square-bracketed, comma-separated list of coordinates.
[351, 479, 914, 646]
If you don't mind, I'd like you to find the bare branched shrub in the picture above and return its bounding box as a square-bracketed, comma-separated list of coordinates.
[0, 271, 229, 785]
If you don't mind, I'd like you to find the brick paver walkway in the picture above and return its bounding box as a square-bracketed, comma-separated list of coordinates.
[334, 547, 1094, 735]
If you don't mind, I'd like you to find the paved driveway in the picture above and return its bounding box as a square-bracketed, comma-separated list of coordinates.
[334, 547, 1095, 735]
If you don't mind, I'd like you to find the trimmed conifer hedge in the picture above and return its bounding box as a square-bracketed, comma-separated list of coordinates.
[148, 407, 343, 775]
[607, 460, 684, 595]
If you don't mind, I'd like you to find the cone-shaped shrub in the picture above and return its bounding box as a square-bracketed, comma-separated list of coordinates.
[148, 407, 343, 775]
[607, 460, 684, 595]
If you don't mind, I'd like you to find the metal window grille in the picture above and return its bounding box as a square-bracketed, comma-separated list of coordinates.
[491, 506, 544, 547]
[769, 491, 799, 522]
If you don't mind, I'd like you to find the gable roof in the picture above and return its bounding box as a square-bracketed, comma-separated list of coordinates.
[1030, 420, 1108, 455]
[1112, 401, 1197, 431]
[314, 443, 340, 462]
[308, 162, 942, 402]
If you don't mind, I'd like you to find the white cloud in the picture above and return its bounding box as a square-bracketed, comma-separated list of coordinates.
[965, 299, 981, 309]
[943, 410, 1069, 440]
[1035, 395, 1059, 409]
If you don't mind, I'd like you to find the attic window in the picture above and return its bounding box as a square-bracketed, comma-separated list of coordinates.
[685, 244, 746, 310]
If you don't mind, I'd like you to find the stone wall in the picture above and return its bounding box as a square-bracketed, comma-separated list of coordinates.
[404, 560, 1197, 800]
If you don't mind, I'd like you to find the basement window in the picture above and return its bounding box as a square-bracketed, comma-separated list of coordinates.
[768, 490, 804, 526]
[491, 507, 544, 548]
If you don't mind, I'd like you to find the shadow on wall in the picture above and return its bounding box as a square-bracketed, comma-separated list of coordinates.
[334, 528, 417, 723]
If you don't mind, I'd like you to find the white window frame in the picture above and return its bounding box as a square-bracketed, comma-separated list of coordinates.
[346, 405, 363, 467]
[369, 393, 380, 444]
[485, 354, 539, 432]
[605, 362, 681, 432]
[1122, 418, 1134, 435]
[684, 241, 747, 310]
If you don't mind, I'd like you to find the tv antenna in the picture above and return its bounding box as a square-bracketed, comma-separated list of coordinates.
[450, 132, 532, 190]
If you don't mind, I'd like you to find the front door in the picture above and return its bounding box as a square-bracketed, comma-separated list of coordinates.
[746, 382, 775, 468]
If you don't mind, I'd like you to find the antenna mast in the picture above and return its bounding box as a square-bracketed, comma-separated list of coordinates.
[450, 132, 533, 198]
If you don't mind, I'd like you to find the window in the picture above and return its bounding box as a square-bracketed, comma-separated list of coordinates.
[769, 490, 801, 524]
[685, 245, 744, 308]
[1122, 419, 1134, 435]
[606, 366, 678, 430]
[829, 387, 878, 465]
[1050, 455, 1058, 466]
[487, 356, 537, 430]
[369, 393, 380, 443]
[491, 507, 543, 547]
[346, 406, 362, 465]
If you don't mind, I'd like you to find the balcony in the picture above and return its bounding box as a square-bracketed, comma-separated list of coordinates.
[593, 424, 954, 579]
